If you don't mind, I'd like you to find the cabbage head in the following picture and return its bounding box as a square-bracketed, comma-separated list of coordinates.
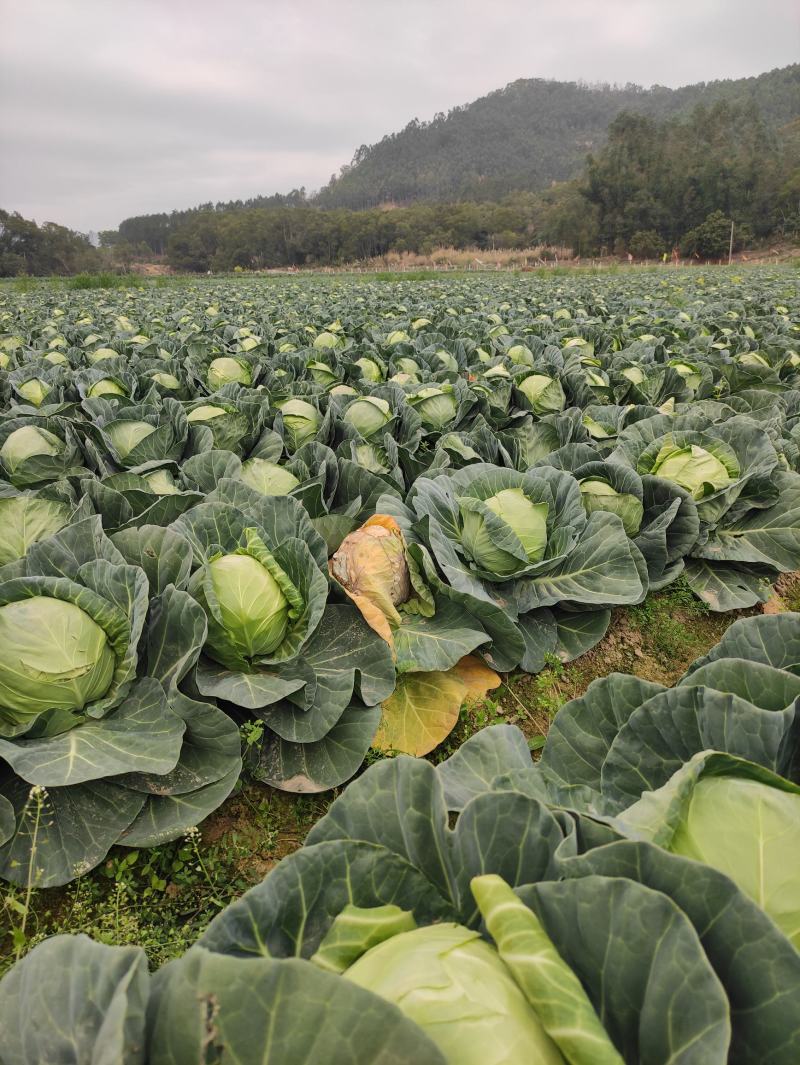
[0, 425, 63, 473]
[207, 357, 252, 390]
[651, 441, 735, 499]
[105, 420, 157, 460]
[88, 378, 127, 398]
[507, 344, 534, 366]
[518, 374, 566, 415]
[385, 330, 410, 346]
[579, 478, 643, 537]
[17, 378, 50, 407]
[313, 331, 341, 349]
[143, 469, 180, 495]
[354, 357, 383, 382]
[0, 494, 72, 565]
[460, 487, 548, 577]
[190, 531, 302, 667]
[187, 404, 227, 424]
[408, 385, 458, 430]
[345, 924, 564, 1065]
[149, 371, 181, 390]
[239, 458, 300, 496]
[307, 361, 339, 386]
[0, 597, 115, 726]
[395, 357, 421, 377]
[620, 366, 645, 386]
[668, 774, 800, 948]
[278, 399, 321, 452]
[434, 349, 459, 372]
[343, 396, 392, 438]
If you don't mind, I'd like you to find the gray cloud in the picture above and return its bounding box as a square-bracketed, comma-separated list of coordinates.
[1, 0, 797, 232]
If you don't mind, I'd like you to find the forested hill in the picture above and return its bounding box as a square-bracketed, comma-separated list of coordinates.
[316, 65, 800, 208]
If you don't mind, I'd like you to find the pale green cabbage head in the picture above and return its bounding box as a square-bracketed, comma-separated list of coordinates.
[313, 331, 341, 349]
[409, 386, 458, 430]
[17, 379, 50, 407]
[507, 344, 534, 366]
[518, 374, 566, 415]
[651, 441, 734, 499]
[0, 426, 63, 472]
[0, 496, 72, 565]
[88, 347, 119, 363]
[0, 597, 115, 725]
[239, 458, 300, 496]
[187, 404, 228, 423]
[345, 924, 564, 1065]
[461, 487, 548, 577]
[143, 469, 180, 495]
[354, 357, 383, 382]
[88, 378, 126, 398]
[207, 552, 290, 658]
[307, 361, 339, 386]
[150, 371, 181, 390]
[343, 396, 392, 438]
[106, 420, 156, 459]
[669, 775, 800, 949]
[207, 357, 252, 390]
[385, 330, 410, 346]
[279, 399, 321, 451]
[620, 366, 645, 385]
[579, 478, 643, 537]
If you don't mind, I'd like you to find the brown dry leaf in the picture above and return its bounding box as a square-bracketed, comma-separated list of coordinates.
[374, 670, 466, 756]
[450, 654, 501, 701]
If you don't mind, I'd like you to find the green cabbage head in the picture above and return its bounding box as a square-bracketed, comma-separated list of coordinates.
[409, 386, 458, 430]
[279, 399, 321, 452]
[460, 487, 548, 577]
[17, 379, 50, 407]
[518, 374, 566, 415]
[88, 379, 126, 398]
[668, 775, 800, 949]
[106, 421, 157, 460]
[207, 357, 252, 390]
[0, 426, 63, 473]
[192, 532, 303, 667]
[651, 441, 735, 499]
[0, 597, 115, 727]
[343, 396, 392, 438]
[239, 458, 300, 496]
[579, 478, 643, 537]
[354, 357, 383, 383]
[345, 924, 564, 1065]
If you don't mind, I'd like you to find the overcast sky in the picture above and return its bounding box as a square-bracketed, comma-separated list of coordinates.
[1, 0, 798, 233]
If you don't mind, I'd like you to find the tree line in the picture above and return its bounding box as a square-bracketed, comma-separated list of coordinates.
[2, 96, 798, 277]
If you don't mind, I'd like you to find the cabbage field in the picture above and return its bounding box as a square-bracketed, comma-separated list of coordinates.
[0, 268, 799, 1063]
